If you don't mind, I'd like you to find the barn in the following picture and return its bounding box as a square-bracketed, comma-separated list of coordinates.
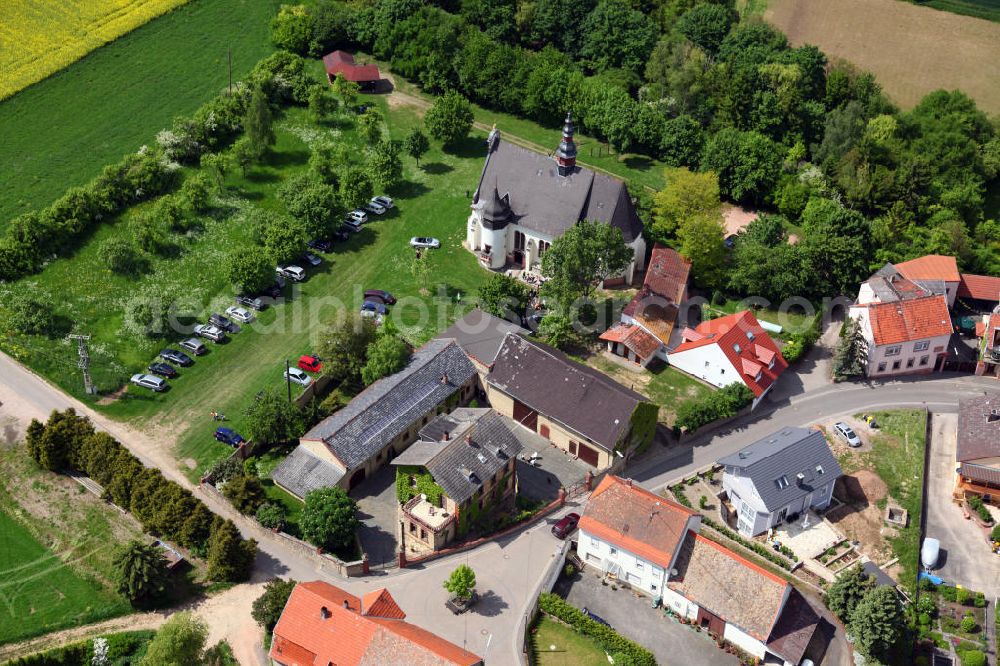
[322, 50, 381, 90]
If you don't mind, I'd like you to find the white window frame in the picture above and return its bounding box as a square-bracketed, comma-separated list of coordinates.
[913, 340, 930, 352]
[885, 345, 902, 357]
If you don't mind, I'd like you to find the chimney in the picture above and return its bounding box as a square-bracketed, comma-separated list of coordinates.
[554, 112, 577, 177]
[442, 430, 450, 441]
[342, 600, 349, 610]
[626, 478, 632, 487]
[321, 606, 331, 619]
[441, 373, 449, 385]
[465, 433, 473, 446]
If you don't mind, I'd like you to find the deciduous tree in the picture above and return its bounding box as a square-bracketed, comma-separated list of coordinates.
[541, 219, 631, 309]
[477, 272, 531, 322]
[677, 214, 726, 290]
[244, 389, 305, 445]
[140, 612, 208, 666]
[425, 91, 474, 148]
[443, 564, 476, 600]
[301, 487, 360, 552]
[651, 167, 721, 242]
[367, 139, 403, 190]
[278, 173, 339, 239]
[252, 578, 297, 631]
[226, 246, 274, 295]
[361, 332, 410, 385]
[403, 128, 430, 166]
[245, 86, 276, 158]
[263, 215, 309, 265]
[316, 314, 378, 384]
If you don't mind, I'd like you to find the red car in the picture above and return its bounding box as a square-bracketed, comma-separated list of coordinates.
[551, 512, 580, 539]
[298, 355, 322, 373]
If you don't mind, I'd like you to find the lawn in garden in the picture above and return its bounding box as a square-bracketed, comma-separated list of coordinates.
[531, 615, 609, 666]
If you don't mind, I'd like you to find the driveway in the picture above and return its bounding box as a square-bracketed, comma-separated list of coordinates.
[351, 465, 400, 569]
[512, 425, 593, 503]
[555, 569, 739, 666]
[924, 412, 1000, 596]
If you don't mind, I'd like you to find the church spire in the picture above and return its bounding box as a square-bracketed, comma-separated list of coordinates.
[554, 112, 577, 177]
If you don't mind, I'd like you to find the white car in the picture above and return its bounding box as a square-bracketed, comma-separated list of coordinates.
[372, 195, 394, 210]
[284, 366, 313, 387]
[410, 237, 440, 249]
[834, 422, 862, 447]
[131, 373, 167, 392]
[276, 265, 307, 282]
[194, 324, 226, 342]
[365, 201, 387, 215]
[346, 210, 368, 224]
[225, 305, 255, 324]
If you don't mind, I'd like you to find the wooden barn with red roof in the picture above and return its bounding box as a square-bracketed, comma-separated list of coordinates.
[323, 50, 381, 89]
[666, 310, 787, 408]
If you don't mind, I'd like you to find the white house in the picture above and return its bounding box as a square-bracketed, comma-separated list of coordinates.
[465, 115, 646, 285]
[717, 427, 842, 537]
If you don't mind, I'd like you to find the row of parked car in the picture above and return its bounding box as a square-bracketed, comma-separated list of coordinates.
[343, 195, 394, 232]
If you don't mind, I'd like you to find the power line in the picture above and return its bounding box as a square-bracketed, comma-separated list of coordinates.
[67, 334, 96, 395]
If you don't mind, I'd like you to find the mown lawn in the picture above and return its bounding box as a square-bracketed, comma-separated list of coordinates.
[0, 0, 280, 227]
[531, 615, 608, 666]
[585, 353, 712, 425]
[704, 298, 817, 336]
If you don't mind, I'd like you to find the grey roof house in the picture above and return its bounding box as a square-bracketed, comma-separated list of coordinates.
[718, 427, 842, 537]
[435, 309, 529, 374]
[271, 339, 477, 497]
[956, 394, 1000, 490]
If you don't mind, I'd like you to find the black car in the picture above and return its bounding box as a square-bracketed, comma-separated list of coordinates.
[261, 281, 283, 299]
[159, 349, 193, 367]
[209, 313, 237, 332]
[334, 226, 352, 240]
[307, 238, 333, 253]
[236, 295, 266, 311]
[147, 362, 178, 378]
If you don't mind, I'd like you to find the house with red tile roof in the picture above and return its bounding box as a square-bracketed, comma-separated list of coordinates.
[849, 296, 952, 377]
[600, 244, 690, 367]
[666, 311, 788, 408]
[975, 309, 1000, 376]
[894, 254, 960, 306]
[270, 581, 482, 666]
[322, 50, 381, 89]
[959, 273, 1000, 309]
[577, 475, 701, 597]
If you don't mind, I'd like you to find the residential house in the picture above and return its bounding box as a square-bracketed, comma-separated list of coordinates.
[955, 394, 1000, 500]
[322, 50, 381, 90]
[600, 244, 690, 367]
[975, 308, 1000, 376]
[270, 581, 482, 666]
[894, 254, 961, 307]
[486, 334, 657, 469]
[577, 475, 701, 597]
[717, 427, 842, 537]
[435, 309, 530, 379]
[465, 115, 646, 285]
[959, 273, 1000, 311]
[271, 339, 477, 496]
[666, 310, 788, 408]
[391, 408, 523, 554]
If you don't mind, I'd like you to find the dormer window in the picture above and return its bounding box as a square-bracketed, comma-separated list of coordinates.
[774, 476, 789, 490]
[747, 331, 755, 341]
[816, 465, 825, 475]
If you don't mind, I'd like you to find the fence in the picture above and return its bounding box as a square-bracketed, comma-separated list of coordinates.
[518, 539, 571, 664]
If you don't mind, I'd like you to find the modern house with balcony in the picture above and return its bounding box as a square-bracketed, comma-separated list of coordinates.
[955, 394, 1000, 500]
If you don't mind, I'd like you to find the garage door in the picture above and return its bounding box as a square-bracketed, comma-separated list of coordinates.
[577, 442, 599, 467]
[348, 468, 366, 490]
[512, 400, 538, 431]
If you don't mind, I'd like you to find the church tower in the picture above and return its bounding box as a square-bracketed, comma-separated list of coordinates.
[554, 112, 577, 176]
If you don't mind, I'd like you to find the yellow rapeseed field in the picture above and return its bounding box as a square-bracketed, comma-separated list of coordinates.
[0, 0, 190, 100]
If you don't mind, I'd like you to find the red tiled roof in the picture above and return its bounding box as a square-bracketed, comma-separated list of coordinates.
[863, 296, 952, 346]
[579, 475, 697, 569]
[895, 255, 960, 283]
[323, 50, 381, 82]
[622, 245, 689, 345]
[270, 582, 481, 666]
[599, 323, 661, 360]
[959, 273, 1000, 302]
[670, 311, 788, 397]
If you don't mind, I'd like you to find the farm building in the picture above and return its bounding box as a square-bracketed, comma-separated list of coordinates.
[322, 50, 381, 90]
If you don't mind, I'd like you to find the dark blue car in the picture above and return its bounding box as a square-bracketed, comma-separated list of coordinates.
[361, 300, 388, 315]
[160, 349, 193, 367]
[214, 427, 245, 447]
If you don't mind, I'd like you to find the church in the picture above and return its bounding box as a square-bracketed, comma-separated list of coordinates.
[464, 114, 647, 285]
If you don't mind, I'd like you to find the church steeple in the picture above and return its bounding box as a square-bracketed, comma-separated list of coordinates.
[554, 112, 577, 177]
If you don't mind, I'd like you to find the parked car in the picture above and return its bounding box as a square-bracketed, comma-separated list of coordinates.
[361, 300, 388, 315]
[372, 195, 394, 210]
[364, 289, 396, 305]
[209, 313, 236, 332]
[214, 427, 245, 447]
[581, 607, 611, 628]
[365, 201, 386, 215]
[307, 238, 333, 253]
[344, 219, 364, 233]
[130, 374, 167, 392]
[194, 324, 226, 343]
[260, 281, 284, 299]
[235, 295, 266, 311]
[160, 349, 193, 367]
[179, 338, 207, 355]
[346, 210, 368, 224]
[410, 237, 440, 249]
[147, 362, 177, 378]
[551, 512, 580, 539]
[301, 251, 322, 267]
[277, 265, 307, 282]
[834, 422, 862, 447]
[332, 228, 351, 242]
[284, 366, 313, 387]
[298, 354, 322, 373]
[225, 305, 255, 324]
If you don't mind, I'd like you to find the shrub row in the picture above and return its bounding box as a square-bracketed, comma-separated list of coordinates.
[27, 408, 256, 582]
[780, 313, 822, 364]
[675, 383, 754, 433]
[537, 593, 656, 666]
[702, 517, 797, 569]
[5, 630, 156, 666]
[967, 495, 994, 525]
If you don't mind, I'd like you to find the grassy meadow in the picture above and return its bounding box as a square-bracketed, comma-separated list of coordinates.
[531, 615, 609, 665]
[0, 0, 280, 226]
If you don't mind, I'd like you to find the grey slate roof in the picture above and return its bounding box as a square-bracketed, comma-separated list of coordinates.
[473, 135, 642, 242]
[300, 339, 476, 470]
[487, 334, 649, 450]
[392, 408, 523, 505]
[861, 561, 898, 588]
[957, 394, 1000, 462]
[270, 447, 345, 499]
[868, 264, 945, 303]
[718, 427, 842, 513]
[435, 309, 529, 367]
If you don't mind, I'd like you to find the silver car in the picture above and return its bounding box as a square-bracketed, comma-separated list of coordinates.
[834, 422, 862, 447]
[284, 366, 313, 387]
[131, 373, 167, 392]
[409, 236, 440, 249]
[194, 324, 226, 342]
[276, 265, 307, 282]
[179, 338, 207, 355]
[346, 210, 368, 224]
[372, 195, 394, 209]
[225, 305, 255, 324]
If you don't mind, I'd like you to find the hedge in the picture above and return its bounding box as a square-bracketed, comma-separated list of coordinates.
[703, 517, 797, 569]
[537, 593, 656, 666]
[781, 313, 822, 364]
[675, 383, 754, 433]
[5, 630, 156, 666]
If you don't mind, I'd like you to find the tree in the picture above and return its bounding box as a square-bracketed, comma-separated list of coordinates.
[651, 167, 721, 242]
[112, 540, 169, 608]
[826, 565, 875, 621]
[101, 237, 145, 276]
[308, 85, 337, 122]
[278, 174, 339, 239]
[358, 107, 384, 145]
[677, 3, 736, 55]
[677, 214, 726, 290]
[331, 73, 359, 109]
[443, 564, 476, 600]
[403, 127, 430, 166]
[316, 314, 378, 384]
[232, 136, 256, 177]
[26, 408, 93, 472]
[541, 219, 632, 309]
[263, 215, 309, 265]
[833, 317, 868, 381]
[425, 91, 474, 148]
[361, 332, 410, 385]
[244, 389, 305, 445]
[579, 0, 658, 75]
[849, 586, 904, 662]
[270, 4, 314, 54]
[200, 152, 230, 190]
[3, 290, 58, 337]
[538, 312, 575, 350]
[140, 612, 207, 666]
[702, 128, 783, 205]
[252, 578, 297, 632]
[659, 115, 704, 168]
[256, 502, 287, 531]
[226, 246, 274, 295]
[367, 139, 403, 190]
[337, 167, 374, 209]
[121, 289, 175, 339]
[222, 474, 266, 515]
[477, 272, 531, 322]
[206, 520, 257, 582]
[301, 487, 360, 552]
[245, 86, 275, 158]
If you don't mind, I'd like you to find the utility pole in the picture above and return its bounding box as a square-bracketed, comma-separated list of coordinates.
[68, 334, 96, 395]
[228, 46, 232, 95]
[285, 360, 292, 403]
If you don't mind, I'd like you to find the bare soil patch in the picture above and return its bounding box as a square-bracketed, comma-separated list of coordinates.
[766, 0, 1000, 113]
[827, 470, 894, 564]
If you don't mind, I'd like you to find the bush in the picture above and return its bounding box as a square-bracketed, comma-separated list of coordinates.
[207, 456, 243, 484]
[564, 563, 576, 577]
[941, 585, 958, 602]
[252, 578, 298, 632]
[781, 314, 822, 364]
[915, 595, 937, 616]
[301, 487, 360, 552]
[4, 631, 156, 666]
[961, 614, 978, 634]
[256, 502, 287, 531]
[222, 474, 266, 515]
[918, 612, 932, 626]
[538, 593, 655, 666]
[960, 650, 986, 666]
[675, 383, 754, 433]
[957, 587, 970, 605]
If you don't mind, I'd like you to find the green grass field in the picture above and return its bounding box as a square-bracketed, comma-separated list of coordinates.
[531, 615, 609, 665]
[0, 0, 280, 227]
[905, 0, 1000, 22]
